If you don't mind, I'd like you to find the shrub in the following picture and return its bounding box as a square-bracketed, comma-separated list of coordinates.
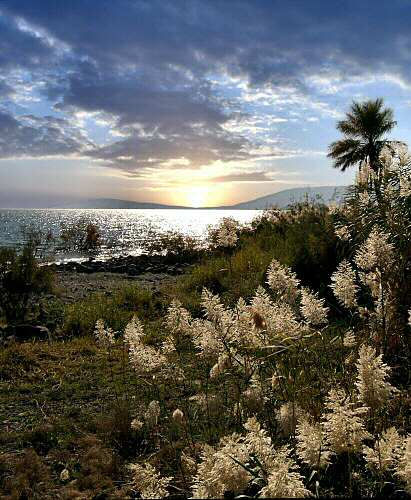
[175, 202, 341, 313]
[141, 229, 202, 262]
[60, 219, 103, 259]
[2, 449, 51, 498]
[0, 242, 54, 323]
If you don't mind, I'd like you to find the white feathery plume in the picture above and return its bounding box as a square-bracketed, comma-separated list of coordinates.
[276, 402, 303, 437]
[191, 435, 251, 498]
[128, 462, 172, 499]
[172, 408, 184, 425]
[94, 319, 115, 346]
[124, 316, 166, 374]
[355, 345, 397, 409]
[296, 416, 331, 469]
[300, 287, 328, 326]
[145, 400, 160, 427]
[354, 228, 395, 272]
[330, 260, 359, 309]
[266, 259, 300, 304]
[363, 427, 402, 473]
[343, 329, 357, 347]
[322, 388, 371, 454]
[335, 224, 351, 241]
[164, 299, 192, 337]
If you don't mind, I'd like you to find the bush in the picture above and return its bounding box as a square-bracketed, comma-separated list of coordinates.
[141, 230, 202, 262]
[60, 219, 103, 259]
[2, 449, 51, 498]
[0, 242, 54, 323]
[175, 202, 342, 313]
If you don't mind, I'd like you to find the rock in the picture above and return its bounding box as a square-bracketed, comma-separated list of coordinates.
[14, 324, 51, 342]
[127, 264, 138, 275]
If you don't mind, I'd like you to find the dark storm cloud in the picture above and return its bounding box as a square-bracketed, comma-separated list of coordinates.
[0, 110, 93, 158]
[0, 11, 56, 70]
[58, 73, 229, 133]
[1, 0, 411, 169]
[3, 0, 411, 86]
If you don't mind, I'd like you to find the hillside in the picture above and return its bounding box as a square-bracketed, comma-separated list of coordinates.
[50, 186, 349, 210]
[0, 186, 349, 209]
[230, 185, 348, 209]
[57, 198, 189, 209]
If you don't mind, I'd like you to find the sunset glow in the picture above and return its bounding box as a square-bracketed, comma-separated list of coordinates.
[1, 2, 410, 207]
[183, 185, 211, 208]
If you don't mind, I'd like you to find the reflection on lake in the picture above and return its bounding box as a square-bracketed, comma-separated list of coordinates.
[0, 209, 259, 261]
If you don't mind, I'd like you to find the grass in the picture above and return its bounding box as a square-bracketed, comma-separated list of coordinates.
[61, 284, 167, 337]
[1, 203, 409, 498]
[0, 337, 137, 497]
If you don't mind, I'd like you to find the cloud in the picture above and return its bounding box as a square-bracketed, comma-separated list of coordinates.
[57, 72, 229, 133]
[1, 0, 411, 178]
[4, 1, 411, 87]
[210, 171, 276, 183]
[87, 129, 251, 172]
[0, 80, 13, 98]
[0, 110, 93, 158]
[0, 11, 57, 70]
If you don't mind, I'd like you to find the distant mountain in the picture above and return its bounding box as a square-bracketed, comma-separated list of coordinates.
[57, 187, 348, 210]
[229, 186, 348, 209]
[1, 186, 349, 209]
[57, 198, 190, 209]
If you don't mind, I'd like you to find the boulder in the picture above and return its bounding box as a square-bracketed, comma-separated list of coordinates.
[14, 324, 51, 342]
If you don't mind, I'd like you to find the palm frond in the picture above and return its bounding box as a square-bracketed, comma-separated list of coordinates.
[330, 99, 396, 172]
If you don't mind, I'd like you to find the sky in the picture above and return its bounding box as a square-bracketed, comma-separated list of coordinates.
[1, 1, 411, 207]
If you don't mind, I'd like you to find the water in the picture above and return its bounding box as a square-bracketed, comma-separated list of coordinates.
[0, 209, 259, 261]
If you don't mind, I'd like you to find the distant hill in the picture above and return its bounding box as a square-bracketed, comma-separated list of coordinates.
[57, 198, 190, 209]
[229, 186, 348, 209]
[57, 187, 348, 210]
[1, 186, 349, 209]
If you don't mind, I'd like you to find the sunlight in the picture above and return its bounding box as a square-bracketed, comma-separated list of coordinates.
[184, 185, 210, 207]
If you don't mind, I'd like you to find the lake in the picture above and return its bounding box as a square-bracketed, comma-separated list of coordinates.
[0, 209, 259, 261]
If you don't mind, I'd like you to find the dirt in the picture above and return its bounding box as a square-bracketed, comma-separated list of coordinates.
[54, 271, 180, 303]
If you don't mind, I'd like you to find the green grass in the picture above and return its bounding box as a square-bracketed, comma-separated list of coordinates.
[62, 284, 166, 337]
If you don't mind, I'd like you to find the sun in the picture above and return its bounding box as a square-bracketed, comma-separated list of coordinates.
[184, 185, 210, 207]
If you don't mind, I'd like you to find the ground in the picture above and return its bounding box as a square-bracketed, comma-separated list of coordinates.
[0, 269, 180, 498]
[55, 270, 179, 303]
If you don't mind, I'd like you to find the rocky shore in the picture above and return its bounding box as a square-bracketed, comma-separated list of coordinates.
[50, 253, 197, 304]
[49, 253, 194, 277]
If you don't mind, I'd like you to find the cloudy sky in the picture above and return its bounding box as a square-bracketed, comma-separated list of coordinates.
[1, 1, 411, 207]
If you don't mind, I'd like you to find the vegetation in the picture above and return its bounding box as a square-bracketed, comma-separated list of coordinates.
[328, 98, 397, 173]
[59, 219, 103, 259]
[140, 230, 201, 262]
[0, 242, 54, 324]
[0, 99, 410, 499]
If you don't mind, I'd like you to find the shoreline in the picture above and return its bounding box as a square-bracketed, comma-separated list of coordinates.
[50, 253, 196, 304]
[48, 252, 195, 277]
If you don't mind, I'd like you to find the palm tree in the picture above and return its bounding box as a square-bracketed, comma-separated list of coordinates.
[328, 98, 396, 174]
